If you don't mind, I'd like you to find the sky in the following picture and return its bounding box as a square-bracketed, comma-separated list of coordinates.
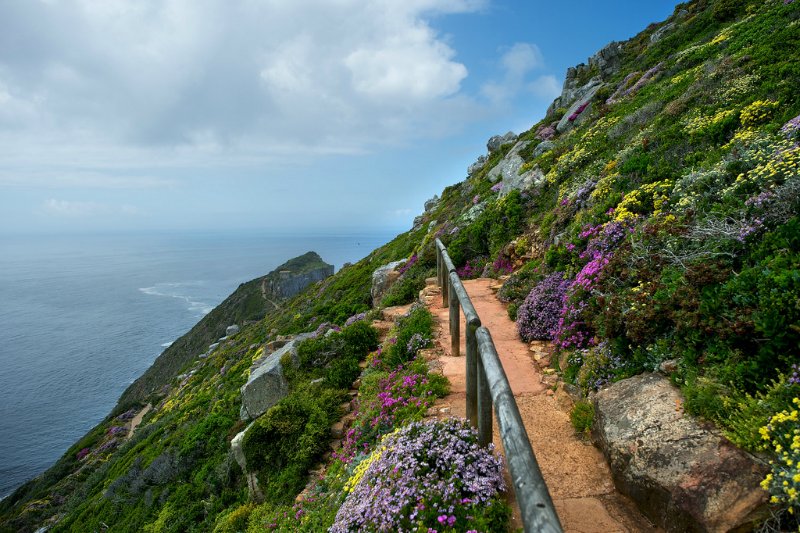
[0, 0, 679, 235]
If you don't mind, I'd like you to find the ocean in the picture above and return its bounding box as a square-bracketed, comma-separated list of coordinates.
[0, 229, 396, 499]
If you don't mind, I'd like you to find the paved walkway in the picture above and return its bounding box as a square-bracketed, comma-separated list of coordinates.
[420, 277, 657, 533]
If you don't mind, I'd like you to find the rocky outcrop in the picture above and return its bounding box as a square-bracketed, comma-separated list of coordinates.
[261, 252, 333, 302]
[487, 131, 517, 153]
[239, 334, 312, 420]
[231, 424, 264, 501]
[225, 324, 240, 337]
[593, 374, 768, 532]
[547, 41, 622, 119]
[468, 154, 488, 176]
[486, 141, 547, 196]
[556, 82, 604, 133]
[371, 260, 404, 306]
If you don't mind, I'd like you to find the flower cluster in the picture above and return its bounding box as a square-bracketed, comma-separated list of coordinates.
[684, 108, 736, 136]
[535, 124, 556, 140]
[490, 182, 502, 193]
[310, 322, 341, 338]
[606, 71, 640, 105]
[740, 99, 779, 128]
[344, 311, 368, 327]
[406, 333, 430, 355]
[568, 101, 590, 122]
[613, 180, 674, 222]
[335, 368, 437, 463]
[782, 113, 800, 140]
[398, 254, 418, 276]
[456, 256, 488, 279]
[516, 273, 570, 342]
[575, 342, 628, 392]
[331, 419, 507, 532]
[760, 398, 800, 515]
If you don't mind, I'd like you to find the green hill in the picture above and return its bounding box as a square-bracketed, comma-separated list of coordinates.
[2, 0, 799, 530]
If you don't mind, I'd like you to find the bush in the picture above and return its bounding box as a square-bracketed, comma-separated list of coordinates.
[516, 272, 570, 341]
[331, 419, 510, 532]
[570, 400, 595, 435]
[294, 321, 379, 388]
[384, 306, 434, 369]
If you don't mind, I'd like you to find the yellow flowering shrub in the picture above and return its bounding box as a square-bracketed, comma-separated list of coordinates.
[613, 180, 673, 222]
[740, 99, 779, 128]
[684, 108, 736, 136]
[760, 398, 800, 514]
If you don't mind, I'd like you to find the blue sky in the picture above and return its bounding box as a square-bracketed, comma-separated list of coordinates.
[0, 0, 678, 235]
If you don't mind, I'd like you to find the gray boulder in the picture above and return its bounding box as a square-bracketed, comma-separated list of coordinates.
[239, 334, 311, 420]
[588, 41, 623, 78]
[533, 140, 555, 158]
[468, 154, 488, 176]
[485, 141, 546, 196]
[225, 324, 240, 337]
[424, 195, 440, 212]
[556, 82, 603, 133]
[371, 260, 404, 306]
[487, 141, 530, 183]
[487, 131, 517, 153]
[650, 22, 676, 44]
[231, 423, 264, 501]
[593, 373, 768, 532]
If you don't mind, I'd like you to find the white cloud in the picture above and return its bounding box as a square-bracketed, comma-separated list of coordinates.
[0, 0, 482, 165]
[528, 74, 561, 100]
[480, 42, 550, 105]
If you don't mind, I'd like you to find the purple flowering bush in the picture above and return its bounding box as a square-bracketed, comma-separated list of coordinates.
[456, 256, 489, 279]
[331, 419, 509, 532]
[516, 272, 570, 341]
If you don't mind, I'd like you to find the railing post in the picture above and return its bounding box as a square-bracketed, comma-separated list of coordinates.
[448, 272, 460, 358]
[477, 357, 493, 447]
[466, 320, 479, 427]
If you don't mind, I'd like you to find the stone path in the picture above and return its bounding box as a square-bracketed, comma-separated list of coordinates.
[127, 403, 152, 439]
[420, 277, 658, 533]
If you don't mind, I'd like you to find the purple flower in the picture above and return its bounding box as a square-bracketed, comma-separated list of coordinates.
[472, 195, 480, 205]
[781, 113, 800, 139]
[517, 273, 570, 342]
[490, 182, 502, 193]
[397, 254, 418, 276]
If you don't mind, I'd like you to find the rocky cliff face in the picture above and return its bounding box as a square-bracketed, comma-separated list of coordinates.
[261, 252, 334, 304]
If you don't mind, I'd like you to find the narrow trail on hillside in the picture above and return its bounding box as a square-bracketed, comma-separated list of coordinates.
[420, 277, 657, 533]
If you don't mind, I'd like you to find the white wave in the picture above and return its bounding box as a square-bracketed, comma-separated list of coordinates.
[139, 281, 214, 316]
[160, 341, 174, 348]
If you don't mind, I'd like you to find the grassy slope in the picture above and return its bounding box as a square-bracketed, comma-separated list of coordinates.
[3, 0, 799, 530]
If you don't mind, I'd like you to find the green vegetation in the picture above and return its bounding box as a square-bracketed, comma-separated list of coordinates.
[3, 0, 800, 530]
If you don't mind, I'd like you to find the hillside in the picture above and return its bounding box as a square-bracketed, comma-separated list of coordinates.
[2, 0, 799, 530]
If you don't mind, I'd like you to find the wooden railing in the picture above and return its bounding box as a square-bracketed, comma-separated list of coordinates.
[435, 238, 563, 533]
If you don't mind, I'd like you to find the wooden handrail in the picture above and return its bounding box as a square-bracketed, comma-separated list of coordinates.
[434, 238, 563, 533]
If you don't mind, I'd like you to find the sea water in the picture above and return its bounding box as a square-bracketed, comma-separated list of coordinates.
[0, 229, 395, 499]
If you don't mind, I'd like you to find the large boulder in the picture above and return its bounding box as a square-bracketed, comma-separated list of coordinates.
[593, 373, 768, 532]
[239, 334, 311, 420]
[231, 423, 264, 501]
[487, 131, 517, 153]
[485, 141, 547, 196]
[468, 154, 488, 176]
[371, 260, 404, 306]
[556, 82, 604, 133]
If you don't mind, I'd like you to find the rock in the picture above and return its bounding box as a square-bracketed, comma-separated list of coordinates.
[593, 373, 769, 532]
[330, 421, 345, 440]
[225, 324, 240, 336]
[650, 22, 676, 44]
[659, 359, 679, 375]
[487, 141, 530, 183]
[588, 41, 624, 78]
[239, 334, 312, 420]
[424, 195, 439, 212]
[533, 140, 555, 158]
[460, 202, 486, 224]
[468, 154, 488, 175]
[485, 140, 547, 196]
[487, 131, 517, 153]
[260, 252, 334, 302]
[557, 82, 604, 133]
[371, 260, 404, 306]
[231, 423, 264, 501]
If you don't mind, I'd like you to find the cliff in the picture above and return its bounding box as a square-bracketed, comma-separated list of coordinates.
[115, 251, 333, 411]
[3, 0, 799, 530]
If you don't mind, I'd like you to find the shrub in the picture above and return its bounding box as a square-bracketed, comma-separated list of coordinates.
[384, 306, 434, 369]
[570, 400, 595, 435]
[516, 272, 570, 342]
[759, 398, 800, 525]
[331, 419, 510, 532]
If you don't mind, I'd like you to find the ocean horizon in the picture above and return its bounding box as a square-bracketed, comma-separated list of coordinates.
[0, 228, 398, 499]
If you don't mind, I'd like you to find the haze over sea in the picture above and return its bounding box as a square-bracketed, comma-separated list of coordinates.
[0, 229, 395, 499]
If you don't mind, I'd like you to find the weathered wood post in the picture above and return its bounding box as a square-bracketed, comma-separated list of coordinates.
[448, 271, 460, 358]
[465, 318, 480, 427]
[476, 354, 492, 447]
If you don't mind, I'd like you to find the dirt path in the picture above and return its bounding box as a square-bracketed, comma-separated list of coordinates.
[127, 404, 152, 439]
[420, 278, 657, 533]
